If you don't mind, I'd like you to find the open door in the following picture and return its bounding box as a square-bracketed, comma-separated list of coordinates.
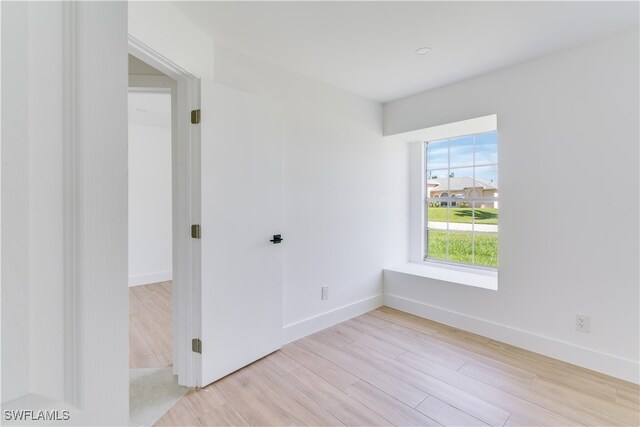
[197, 80, 284, 387]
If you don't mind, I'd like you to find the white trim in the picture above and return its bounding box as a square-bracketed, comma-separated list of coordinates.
[385, 263, 497, 290]
[128, 35, 195, 81]
[409, 142, 424, 263]
[127, 35, 200, 388]
[384, 293, 640, 384]
[186, 78, 201, 388]
[283, 295, 384, 344]
[62, 1, 80, 406]
[128, 271, 173, 287]
[73, 2, 129, 422]
[386, 114, 498, 144]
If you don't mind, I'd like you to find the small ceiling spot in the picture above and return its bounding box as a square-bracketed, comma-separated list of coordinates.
[136, 108, 148, 113]
[415, 47, 432, 55]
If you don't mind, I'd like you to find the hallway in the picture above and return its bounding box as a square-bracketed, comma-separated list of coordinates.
[130, 282, 187, 426]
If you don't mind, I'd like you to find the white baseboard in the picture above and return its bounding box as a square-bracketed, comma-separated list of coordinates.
[128, 271, 173, 287]
[283, 294, 384, 344]
[384, 293, 639, 384]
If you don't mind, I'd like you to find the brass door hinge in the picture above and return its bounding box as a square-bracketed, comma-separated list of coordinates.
[191, 224, 201, 239]
[191, 109, 201, 124]
[192, 338, 202, 354]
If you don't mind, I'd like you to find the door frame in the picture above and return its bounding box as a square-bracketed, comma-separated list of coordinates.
[128, 35, 200, 387]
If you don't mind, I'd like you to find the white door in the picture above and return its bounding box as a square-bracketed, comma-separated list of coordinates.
[198, 80, 284, 386]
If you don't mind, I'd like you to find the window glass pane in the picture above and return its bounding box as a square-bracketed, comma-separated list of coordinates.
[472, 201, 498, 226]
[473, 199, 497, 268]
[447, 166, 473, 206]
[447, 232, 473, 264]
[448, 203, 473, 225]
[426, 229, 448, 261]
[474, 232, 498, 268]
[426, 169, 448, 200]
[426, 139, 448, 170]
[474, 165, 498, 197]
[449, 135, 473, 168]
[423, 129, 498, 270]
[426, 169, 449, 180]
[475, 131, 498, 165]
[426, 202, 448, 229]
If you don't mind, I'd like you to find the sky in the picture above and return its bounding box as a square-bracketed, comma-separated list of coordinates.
[426, 131, 498, 186]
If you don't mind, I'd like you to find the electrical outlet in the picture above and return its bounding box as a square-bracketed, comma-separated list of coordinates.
[575, 314, 590, 333]
[321, 286, 329, 300]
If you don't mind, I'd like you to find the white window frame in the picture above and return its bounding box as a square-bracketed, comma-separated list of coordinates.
[407, 115, 499, 285]
[424, 132, 498, 270]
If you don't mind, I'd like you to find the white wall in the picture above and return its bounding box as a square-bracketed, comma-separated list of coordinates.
[2, 1, 129, 423]
[2, 0, 69, 403]
[383, 30, 639, 382]
[213, 45, 409, 340]
[2, 1, 33, 403]
[128, 92, 172, 286]
[128, 0, 407, 344]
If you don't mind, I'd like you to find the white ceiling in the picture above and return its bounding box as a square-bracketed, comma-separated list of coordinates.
[174, 1, 638, 103]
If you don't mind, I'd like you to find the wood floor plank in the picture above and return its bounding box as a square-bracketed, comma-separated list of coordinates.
[263, 352, 390, 426]
[213, 367, 297, 426]
[154, 398, 202, 427]
[349, 316, 467, 370]
[299, 331, 429, 408]
[197, 403, 249, 427]
[131, 292, 639, 426]
[397, 351, 581, 426]
[361, 311, 539, 380]
[336, 340, 511, 426]
[244, 361, 346, 426]
[532, 376, 639, 426]
[374, 308, 622, 402]
[130, 281, 173, 369]
[503, 413, 540, 427]
[616, 386, 640, 411]
[377, 306, 490, 345]
[279, 343, 360, 392]
[458, 362, 536, 387]
[367, 309, 620, 404]
[345, 380, 440, 426]
[129, 320, 162, 367]
[458, 360, 627, 426]
[332, 320, 576, 425]
[487, 338, 638, 394]
[183, 386, 249, 427]
[183, 385, 229, 417]
[331, 322, 407, 359]
[416, 395, 489, 426]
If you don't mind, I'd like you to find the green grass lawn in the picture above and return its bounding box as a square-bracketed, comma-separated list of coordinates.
[427, 230, 498, 268]
[427, 207, 498, 224]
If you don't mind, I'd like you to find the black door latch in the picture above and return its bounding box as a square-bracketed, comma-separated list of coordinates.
[270, 234, 283, 244]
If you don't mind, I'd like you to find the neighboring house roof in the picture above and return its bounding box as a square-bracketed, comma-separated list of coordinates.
[427, 176, 497, 192]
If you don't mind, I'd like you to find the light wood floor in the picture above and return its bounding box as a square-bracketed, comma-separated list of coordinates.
[130, 281, 173, 368]
[130, 286, 639, 426]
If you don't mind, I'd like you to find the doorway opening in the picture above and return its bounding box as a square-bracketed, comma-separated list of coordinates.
[127, 53, 188, 425]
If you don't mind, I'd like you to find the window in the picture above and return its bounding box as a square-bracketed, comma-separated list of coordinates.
[425, 131, 498, 269]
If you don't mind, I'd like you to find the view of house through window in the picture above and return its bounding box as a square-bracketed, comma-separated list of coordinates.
[425, 131, 498, 268]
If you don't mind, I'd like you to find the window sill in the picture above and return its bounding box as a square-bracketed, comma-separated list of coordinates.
[384, 262, 498, 291]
